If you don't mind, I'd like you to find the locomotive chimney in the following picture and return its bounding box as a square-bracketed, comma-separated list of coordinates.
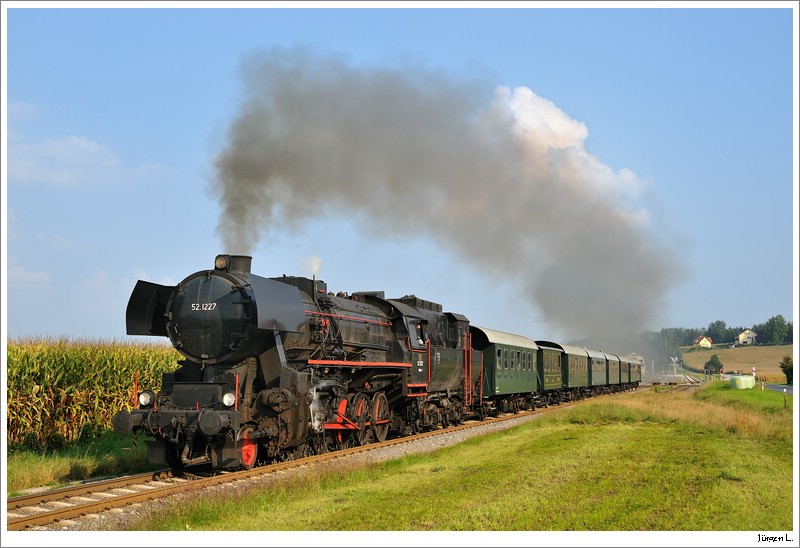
[214, 254, 252, 273]
[229, 255, 252, 273]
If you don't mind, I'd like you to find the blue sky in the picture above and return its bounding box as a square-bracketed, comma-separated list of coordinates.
[3, 3, 797, 349]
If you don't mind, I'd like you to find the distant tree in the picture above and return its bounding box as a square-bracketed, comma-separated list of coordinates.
[761, 315, 789, 345]
[705, 354, 724, 374]
[661, 328, 684, 357]
[685, 328, 705, 346]
[751, 321, 766, 341]
[706, 321, 731, 344]
[638, 329, 669, 372]
[785, 322, 793, 344]
[779, 355, 792, 385]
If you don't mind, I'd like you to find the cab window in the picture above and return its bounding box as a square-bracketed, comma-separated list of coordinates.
[408, 320, 427, 348]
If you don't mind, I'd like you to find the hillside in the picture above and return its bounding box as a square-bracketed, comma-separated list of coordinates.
[680, 344, 792, 376]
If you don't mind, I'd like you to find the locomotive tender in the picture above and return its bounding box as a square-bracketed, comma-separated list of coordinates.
[113, 254, 641, 470]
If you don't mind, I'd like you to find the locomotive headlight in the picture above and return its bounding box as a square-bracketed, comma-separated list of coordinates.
[138, 390, 155, 407]
[214, 254, 231, 271]
[222, 392, 236, 407]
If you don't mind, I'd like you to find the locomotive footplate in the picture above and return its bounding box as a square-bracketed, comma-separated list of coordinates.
[113, 408, 242, 437]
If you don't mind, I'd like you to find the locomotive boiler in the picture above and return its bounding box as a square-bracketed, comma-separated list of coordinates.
[113, 254, 480, 469]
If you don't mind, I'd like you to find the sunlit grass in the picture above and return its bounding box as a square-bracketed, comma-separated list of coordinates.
[124, 383, 793, 532]
[6, 432, 156, 496]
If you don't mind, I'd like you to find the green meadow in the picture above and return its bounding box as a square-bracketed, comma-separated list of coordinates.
[120, 382, 793, 531]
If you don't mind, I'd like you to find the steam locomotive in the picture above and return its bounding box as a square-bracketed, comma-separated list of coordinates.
[113, 254, 641, 470]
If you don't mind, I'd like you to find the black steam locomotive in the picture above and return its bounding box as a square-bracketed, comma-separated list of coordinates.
[113, 254, 640, 469]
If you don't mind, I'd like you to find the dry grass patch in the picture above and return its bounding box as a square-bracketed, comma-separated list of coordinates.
[680, 344, 792, 380]
[602, 385, 792, 443]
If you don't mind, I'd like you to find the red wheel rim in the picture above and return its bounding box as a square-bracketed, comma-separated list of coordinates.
[350, 393, 369, 446]
[336, 397, 349, 444]
[371, 392, 389, 442]
[241, 432, 257, 468]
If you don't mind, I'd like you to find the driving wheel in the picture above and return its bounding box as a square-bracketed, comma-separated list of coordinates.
[370, 392, 390, 442]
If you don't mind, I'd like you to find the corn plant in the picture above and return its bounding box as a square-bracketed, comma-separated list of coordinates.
[6, 337, 180, 449]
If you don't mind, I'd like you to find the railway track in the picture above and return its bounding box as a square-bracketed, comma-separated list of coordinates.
[6, 469, 195, 531]
[7, 390, 636, 531]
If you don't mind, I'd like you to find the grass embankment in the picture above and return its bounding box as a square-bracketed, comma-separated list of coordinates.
[680, 344, 792, 383]
[119, 382, 793, 531]
[6, 433, 157, 496]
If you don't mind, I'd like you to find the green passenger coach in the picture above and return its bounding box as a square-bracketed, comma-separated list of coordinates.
[537, 344, 563, 395]
[604, 352, 621, 385]
[618, 355, 631, 384]
[587, 348, 607, 388]
[470, 326, 538, 414]
[536, 341, 590, 396]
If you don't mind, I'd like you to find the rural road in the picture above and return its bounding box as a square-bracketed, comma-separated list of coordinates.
[765, 383, 793, 396]
[719, 375, 792, 396]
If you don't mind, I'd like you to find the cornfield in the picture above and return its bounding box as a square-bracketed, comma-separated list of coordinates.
[6, 337, 181, 449]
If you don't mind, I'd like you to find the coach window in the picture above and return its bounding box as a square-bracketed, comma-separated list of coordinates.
[497, 349, 502, 370]
[503, 349, 508, 370]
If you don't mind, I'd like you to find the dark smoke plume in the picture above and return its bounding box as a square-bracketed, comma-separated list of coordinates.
[212, 46, 681, 343]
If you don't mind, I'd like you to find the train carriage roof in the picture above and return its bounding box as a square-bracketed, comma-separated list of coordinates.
[535, 340, 589, 358]
[585, 348, 607, 360]
[470, 326, 539, 350]
[602, 352, 621, 363]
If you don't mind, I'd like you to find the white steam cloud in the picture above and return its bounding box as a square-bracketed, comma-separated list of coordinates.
[301, 255, 323, 277]
[211, 47, 681, 343]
